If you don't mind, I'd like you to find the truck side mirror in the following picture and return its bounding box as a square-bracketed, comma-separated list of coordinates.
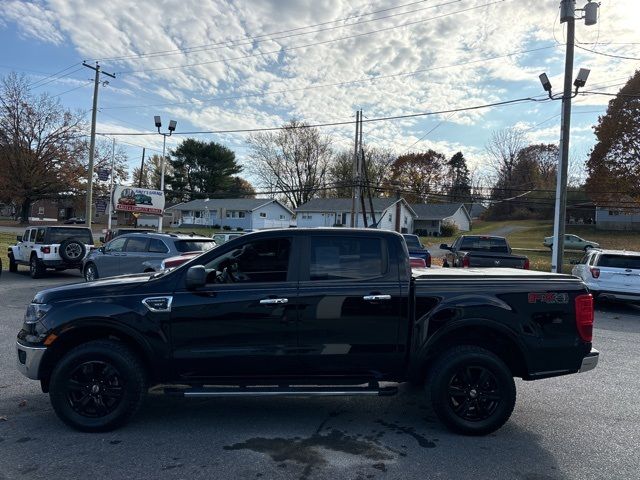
[440, 243, 450, 250]
[186, 265, 207, 289]
[16, 235, 22, 242]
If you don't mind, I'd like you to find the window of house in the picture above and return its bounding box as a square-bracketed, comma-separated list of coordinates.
[260, 212, 267, 218]
[204, 238, 292, 283]
[280, 215, 285, 220]
[59, 208, 66, 218]
[431, 220, 439, 227]
[38, 206, 45, 215]
[194, 211, 201, 218]
[239, 211, 246, 218]
[309, 236, 385, 281]
[404, 216, 408, 225]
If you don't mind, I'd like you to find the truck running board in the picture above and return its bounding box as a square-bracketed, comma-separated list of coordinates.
[163, 384, 398, 398]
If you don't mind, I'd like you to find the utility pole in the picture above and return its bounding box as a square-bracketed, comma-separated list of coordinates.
[107, 138, 116, 231]
[549, 0, 597, 273]
[138, 148, 146, 187]
[358, 110, 368, 227]
[350, 110, 360, 227]
[83, 62, 115, 227]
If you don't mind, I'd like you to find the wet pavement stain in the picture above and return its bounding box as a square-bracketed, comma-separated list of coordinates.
[224, 428, 395, 480]
[374, 420, 436, 448]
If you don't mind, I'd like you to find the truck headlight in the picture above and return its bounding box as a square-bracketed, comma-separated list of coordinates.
[20, 303, 51, 343]
[24, 303, 51, 324]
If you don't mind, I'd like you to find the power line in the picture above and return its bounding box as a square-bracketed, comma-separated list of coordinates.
[575, 44, 640, 61]
[116, 1, 505, 75]
[579, 90, 640, 99]
[27, 62, 82, 88]
[97, 0, 458, 62]
[96, 95, 550, 136]
[50, 81, 93, 98]
[103, 44, 558, 110]
[28, 67, 84, 90]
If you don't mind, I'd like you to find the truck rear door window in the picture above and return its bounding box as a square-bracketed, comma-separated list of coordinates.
[47, 228, 93, 244]
[310, 237, 385, 281]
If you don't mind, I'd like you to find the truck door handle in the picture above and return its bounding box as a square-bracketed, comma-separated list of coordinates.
[363, 295, 391, 301]
[260, 298, 289, 305]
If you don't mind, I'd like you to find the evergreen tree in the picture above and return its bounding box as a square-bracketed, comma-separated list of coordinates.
[447, 151, 471, 202]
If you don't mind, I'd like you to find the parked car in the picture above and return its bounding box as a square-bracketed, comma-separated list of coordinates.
[441, 235, 529, 269]
[8, 226, 94, 278]
[402, 234, 431, 267]
[17, 228, 597, 434]
[102, 227, 155, 243]
[160, 251, 203, 270]
[572, 249, 640, 302]
[544, 234, 600, 251]
[63, 217, 85, 224]
[82, 233, 216, 281]
[212, 232, 244, 244]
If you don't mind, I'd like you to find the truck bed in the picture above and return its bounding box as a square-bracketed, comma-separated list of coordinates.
[413, 267, 575, 280]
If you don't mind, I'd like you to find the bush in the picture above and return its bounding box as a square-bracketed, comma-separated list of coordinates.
[236, 227, 243, 231]
[212, 224, 220, 229]
[222, 225, 231, 231]
[440, 221, 459, 237]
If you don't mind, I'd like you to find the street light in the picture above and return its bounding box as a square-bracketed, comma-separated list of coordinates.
[154, 115, 177, 233]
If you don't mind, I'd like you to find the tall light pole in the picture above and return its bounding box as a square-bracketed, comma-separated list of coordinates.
[154, 116, 177, 233]
[540, 0, 598, 273]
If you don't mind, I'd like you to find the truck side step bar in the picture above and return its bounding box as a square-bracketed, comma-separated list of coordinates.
[164, 384, 398, 398]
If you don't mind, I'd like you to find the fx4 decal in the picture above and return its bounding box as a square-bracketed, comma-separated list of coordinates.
[528, 292, 569, 304]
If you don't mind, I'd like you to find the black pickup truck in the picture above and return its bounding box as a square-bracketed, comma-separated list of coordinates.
[441, 235, 530, 269]
[16, 229, 597, 435]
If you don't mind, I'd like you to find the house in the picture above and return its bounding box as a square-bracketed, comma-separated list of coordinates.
[29, 198, 80, 222]
[595, 206, 640, 231]
[468, 203, 488, 220]
[166, 198, 294, 230]
[411, 203, 471, 236]
[295, 197, 417, 233]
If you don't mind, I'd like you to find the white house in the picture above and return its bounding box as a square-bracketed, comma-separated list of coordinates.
[595, 206, 640, 231]
[411, 203, 471, 236]
[295, 198, 417, 233]
[166, 198, 294, 230]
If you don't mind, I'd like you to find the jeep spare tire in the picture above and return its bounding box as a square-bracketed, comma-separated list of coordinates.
[59, 239, 86, 264]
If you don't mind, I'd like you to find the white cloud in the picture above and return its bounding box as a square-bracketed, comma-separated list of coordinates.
[1, 0, 63, 44]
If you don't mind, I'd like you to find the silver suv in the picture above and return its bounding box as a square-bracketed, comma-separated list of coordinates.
[8, 226, 94, 278]
[82, 232, 216, 281]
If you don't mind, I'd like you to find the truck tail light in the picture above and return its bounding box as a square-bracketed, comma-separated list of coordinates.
[590, 268, 600, 279]
[575, 294, 594, 342]
[462, 256, 470, 268]
[40, 246, 50, 254]
[523, 258, 530, 270]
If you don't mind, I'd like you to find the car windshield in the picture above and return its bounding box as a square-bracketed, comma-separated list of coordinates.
[47, 228, 93, 244]
[598, 254, 640, 269]
[403, 235, 422, 248]
[174, 240, 216, 253]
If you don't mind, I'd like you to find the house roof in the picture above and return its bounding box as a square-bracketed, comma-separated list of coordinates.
[411, 203, 469, 220]
[166, 198, 293, 215]
[296, 197, 401, 213]
[469, 203, 488, 218]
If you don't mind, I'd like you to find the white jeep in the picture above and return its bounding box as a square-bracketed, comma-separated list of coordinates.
[8, 226, 94, 278]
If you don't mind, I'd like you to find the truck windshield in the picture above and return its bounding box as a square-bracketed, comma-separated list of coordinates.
[460, 237, 508, 253]
[47, 228, 93, 244]
[175, 240, 216, 253]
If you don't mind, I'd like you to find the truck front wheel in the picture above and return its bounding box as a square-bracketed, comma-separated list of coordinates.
[49, 340, 147, 432]
[429, 346, 516, 436]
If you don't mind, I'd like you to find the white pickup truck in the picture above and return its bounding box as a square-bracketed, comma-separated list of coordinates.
[572, 249, 640, 302]
[8, 226, 94, 278]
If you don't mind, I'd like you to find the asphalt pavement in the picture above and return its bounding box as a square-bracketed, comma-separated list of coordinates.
[1, 270, 639, 480]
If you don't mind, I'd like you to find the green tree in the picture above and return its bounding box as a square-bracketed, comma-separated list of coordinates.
[585, 70, 640, 203]
[167, 139, 242, 202]
[447, 151, 471, 202]
[132, 154, 165, 190]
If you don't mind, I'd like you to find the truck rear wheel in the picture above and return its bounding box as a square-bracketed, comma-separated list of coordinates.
[30, 256, 45, 278]
[49, 340, 147, 432]
[429, 345, 516, 436]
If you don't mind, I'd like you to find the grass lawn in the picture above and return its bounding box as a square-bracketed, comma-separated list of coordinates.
[0, 232, 14, 270]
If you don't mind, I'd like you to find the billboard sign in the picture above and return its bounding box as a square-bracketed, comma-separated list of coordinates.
[112, 186, 165, 215]
[97, 168, 110, 181]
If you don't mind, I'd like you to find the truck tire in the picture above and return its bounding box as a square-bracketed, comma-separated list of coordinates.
[59, 239, 86, 264]
[8, 252, 18, 273]
[429, 345, 516, 436]
[30, 255, 45, 279]
[49, 340, 147, 432]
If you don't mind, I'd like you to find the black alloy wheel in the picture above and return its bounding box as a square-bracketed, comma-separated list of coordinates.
[66, 361, 124, 418]
[429, 345, 516, 436]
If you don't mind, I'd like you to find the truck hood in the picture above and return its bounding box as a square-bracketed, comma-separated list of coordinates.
[33, 273, 156, 304]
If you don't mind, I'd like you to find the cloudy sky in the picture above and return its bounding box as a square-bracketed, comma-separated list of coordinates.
[1, 0, 639, 187]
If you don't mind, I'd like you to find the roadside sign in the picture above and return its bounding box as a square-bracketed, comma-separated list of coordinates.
[97, 168, 110, 181]
[111, 185, 165, 215]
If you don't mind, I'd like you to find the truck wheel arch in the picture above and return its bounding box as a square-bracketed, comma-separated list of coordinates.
[39, 323, 158, 392]
[412, 321, 530, 382]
